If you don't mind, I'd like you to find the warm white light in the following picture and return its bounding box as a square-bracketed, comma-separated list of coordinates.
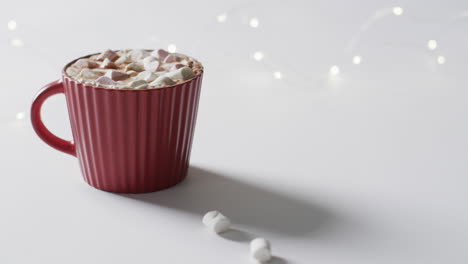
[249, 17, 259, 28]
[10, 38, 23, 47]
[273, 71, 282, 79]
[7, 20, 17, 31]
[427, 40, 437, 50]
[217, 13, 227, 23]
[167, 44, 176, 53]
[352, 56, 362, 65]
[437, 56, 446, 65]
[253, 51, 264, 61]
[329, 65, 340, 76]
[16, 112, 25, 120]
[393, 7, 404, 16]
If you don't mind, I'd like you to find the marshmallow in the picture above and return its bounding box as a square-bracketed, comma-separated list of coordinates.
[66, 66, 80, 76]
[149, 76, 175, 87]
[91, 69, 108, 75]
[100, 58, 117, 69]
[78, 68, 101, 79]
[129, 49, 150, 61]
[126, 70, 138, 77]
[154, 49, 169, 60]
[202, 211, 231, 233]
[95, 76, 116, 86]
[125, 63, 144, 72]
[164, 67, 195, 81]
[96, 49, 119, 62]
[66, 49, 202, 89]
[129, 79, 148, 89]
[170, 63, 185, 71]
[145, 60, 160, 72]
[105, 70, 130, 81]
[142, 56, 158, 65]
[160, 62, 177, 71]
[163, 54, 180, 63]
[114, 54, 131, 65]
[74, 59, 99, 69]
[143, 56, 160, 71]
[250, 238, 272, 262]
[137, 71, 161, 82]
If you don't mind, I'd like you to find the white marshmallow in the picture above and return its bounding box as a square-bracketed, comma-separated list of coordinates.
[142, 56, 158, 65]
[66, 66, 80, 76]
[164, 66, 195, 81]
[250, 238, 271, 262]
[125, 63, 144, 72]
[170, 63, 185, 71]
[95, 76, 116, 86]
[152, 49, 169, 60]
[144, 60, 160, 72]
[126, 70, 138, 77]
[163, 54, 180, 63]
[129, 49, 150, 61]
[202, 211, 231, 233]
[105, 70, 130, 81]
[149, 76, 175, 87]
[137, 71, 161, 82]
[129, 79, 148, 89]
[79, 68, 101, 79]
[115, 54, 131, 65]
[135, 83, 148, 89]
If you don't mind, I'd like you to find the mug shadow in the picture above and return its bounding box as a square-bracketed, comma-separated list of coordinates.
[121, 166, 335, 237]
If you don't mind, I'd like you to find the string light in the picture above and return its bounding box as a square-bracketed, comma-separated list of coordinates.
[167, 44, 176, 53]
[10, 38, 23, 47]
[217, 13, 227, 23]
[437, 56, 446, 64]
[16, 112, 25, 120]
[7, 20, 17, 31]
[273, 71, 282, 79]
[393, 7, 404, 16]
[352, 55, 362, 65]
[427, 40, 437, 50]
[329, 65, 340, 76]
[207, 5, 456, 88]
[253, 51, 264, 61]
[249, 17, 259, 28]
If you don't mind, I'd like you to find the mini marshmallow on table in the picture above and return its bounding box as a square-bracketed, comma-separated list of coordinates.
[250, 238, 272, 262]
[202, 211, 231, 233]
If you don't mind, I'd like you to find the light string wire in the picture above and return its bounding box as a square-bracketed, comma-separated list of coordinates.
[7, 7, 468, 121]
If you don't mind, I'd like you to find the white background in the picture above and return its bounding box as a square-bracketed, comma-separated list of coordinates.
[1, 0, 468, 263]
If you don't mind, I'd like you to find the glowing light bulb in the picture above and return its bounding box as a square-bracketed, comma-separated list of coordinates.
[10, 38, 23, 47]
[352, 56, 362, 65]
[427, 40, 437, 50]
[253, 51, 264, 61]
[217, 13, 227, 23]
[249, 17, 259, 28]
[16, 112, 25, 120]
[393, 7, 404, 16]
[7, 20, 17, 31]
[273, 71, 282, 79]
[437, 56, 446, 65]
[329, 65, 340, 76]
[168, 44, 176, 53]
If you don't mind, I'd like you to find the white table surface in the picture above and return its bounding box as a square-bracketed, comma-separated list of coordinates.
[1, 0, 468, 263]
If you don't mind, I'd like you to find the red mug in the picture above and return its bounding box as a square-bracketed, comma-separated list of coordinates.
[31, 54, 203, 193]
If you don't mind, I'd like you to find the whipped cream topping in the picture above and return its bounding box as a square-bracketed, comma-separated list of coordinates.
[65, 49, 203, 89]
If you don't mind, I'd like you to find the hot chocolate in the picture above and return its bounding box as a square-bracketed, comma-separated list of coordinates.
[65, 49, 203, 89]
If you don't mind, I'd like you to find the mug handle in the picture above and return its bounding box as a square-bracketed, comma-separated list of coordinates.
[31, 80, 76, 156]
